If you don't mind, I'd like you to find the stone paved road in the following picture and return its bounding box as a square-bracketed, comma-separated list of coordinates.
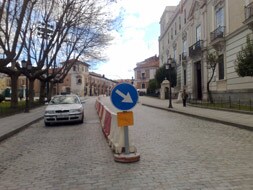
[0, 97, 252, 190]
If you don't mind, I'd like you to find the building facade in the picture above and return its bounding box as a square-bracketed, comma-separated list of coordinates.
[159, 0, 253, 102]
[54, 60, 117, 96]
[1, 60, 117, 98]
[134, 55, 160, 94]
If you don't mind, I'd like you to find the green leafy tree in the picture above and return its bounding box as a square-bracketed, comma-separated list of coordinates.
[154, 65, 177, 88]
[235, 35, 253, 77]
[147, 79, 157, 95]
[206, 51, 219, 103]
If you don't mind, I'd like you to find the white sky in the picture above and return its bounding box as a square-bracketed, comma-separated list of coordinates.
[92, 0, 180, 80]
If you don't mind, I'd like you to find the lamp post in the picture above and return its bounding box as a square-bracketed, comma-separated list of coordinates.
[21, 60, 32, 113]
[131, 76, 134, 85]
[165, 57, 176, 108]
[37, 21, 54, 100]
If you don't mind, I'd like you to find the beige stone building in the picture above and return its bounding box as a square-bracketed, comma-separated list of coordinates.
[0, 60, 117, 98]
[53, 60, 118, 96]
[159, 0, 253, 102]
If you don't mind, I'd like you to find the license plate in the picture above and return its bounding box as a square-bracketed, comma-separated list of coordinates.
[57, 115, 67, 118]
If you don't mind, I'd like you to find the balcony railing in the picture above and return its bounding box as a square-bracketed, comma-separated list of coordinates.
[245, 2, 253, 21]
[189, 40, 203, 58]
[210, 26, 225, 42]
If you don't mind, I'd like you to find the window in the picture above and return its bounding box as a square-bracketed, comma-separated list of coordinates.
[196, 25, 201, 42]
[141, 73, 145, 79]
[216, 7, 224, 27]
[73, 66, 76, 71]
[141, 83, 145, 89]
[184, 69, 187, 85]
[218, 54, 224, 80]
[76, 76, 82, 85]
[171, 28, 173, 39]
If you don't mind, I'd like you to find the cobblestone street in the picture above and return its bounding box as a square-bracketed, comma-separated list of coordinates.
[0, 97, 252, 190]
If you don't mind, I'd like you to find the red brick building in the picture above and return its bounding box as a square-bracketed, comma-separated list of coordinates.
[134, 55, 159, 94]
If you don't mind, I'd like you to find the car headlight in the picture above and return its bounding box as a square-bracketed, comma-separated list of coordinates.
[70, 108, 83, 113]
[45, 110, 55, 114]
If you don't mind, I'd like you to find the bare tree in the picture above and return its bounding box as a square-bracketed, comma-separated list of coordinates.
[0, 0, 37, 108]
[20, 0, 117, 103]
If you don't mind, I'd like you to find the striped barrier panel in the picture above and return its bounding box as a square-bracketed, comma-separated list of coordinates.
[96, 100, 102, 114]
[95, 99, 100, 111]
[98, 102, 105, 119]
[96, 99, 137, 154]
[102, 108, 112, 138]
[100, 105, 108, 129]
[108, 113, 136, 154]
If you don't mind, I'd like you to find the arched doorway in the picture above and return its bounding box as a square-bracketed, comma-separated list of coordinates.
[160, 79, 170, 100]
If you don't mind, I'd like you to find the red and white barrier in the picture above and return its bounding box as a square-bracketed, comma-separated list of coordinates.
[102, 108, 112, 138]
[98, 102, 105, 119]
[96, 99, 137, 154]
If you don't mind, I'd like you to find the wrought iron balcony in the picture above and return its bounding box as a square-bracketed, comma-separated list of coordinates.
[210, 26, 225, 50]
[244, 2, 253, 28]
[189, 40, 203, 58]
[210, 26, 225, 41]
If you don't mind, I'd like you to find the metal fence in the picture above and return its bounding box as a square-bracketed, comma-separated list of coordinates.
[189, 97, 253, 113]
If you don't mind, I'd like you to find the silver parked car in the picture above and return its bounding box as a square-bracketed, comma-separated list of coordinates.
[44, 94, 84, 126]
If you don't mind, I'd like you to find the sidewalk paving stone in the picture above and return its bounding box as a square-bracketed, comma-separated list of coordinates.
[0, 106, 46, 142]
[139, 96, 253, 131]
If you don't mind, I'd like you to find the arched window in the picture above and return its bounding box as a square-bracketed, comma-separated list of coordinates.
[77, 79, 82, 84]
[76, 75, 82, 85]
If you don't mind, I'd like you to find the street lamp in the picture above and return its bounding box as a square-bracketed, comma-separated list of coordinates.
[37, 21, 54, 100]
[165, 56, 176, 108]
[131, 76, 134, 85]
[21, 60, 32, 113]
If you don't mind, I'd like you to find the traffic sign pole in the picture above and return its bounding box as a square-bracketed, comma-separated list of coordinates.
[111, 83, 140, 162]
[124, 125, 130, 154]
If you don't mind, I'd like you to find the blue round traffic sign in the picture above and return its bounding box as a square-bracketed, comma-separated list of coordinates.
[110, 83, 139, 111]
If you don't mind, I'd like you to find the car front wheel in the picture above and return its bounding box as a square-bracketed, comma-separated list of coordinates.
[80, 115, 84, 124]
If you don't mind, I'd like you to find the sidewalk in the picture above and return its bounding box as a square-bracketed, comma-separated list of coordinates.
[0, 106, 46, 142]
[139, 96, 253, 131]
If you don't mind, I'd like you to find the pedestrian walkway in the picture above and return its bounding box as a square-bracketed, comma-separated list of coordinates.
[139, 96, 253, 131]
[0, 106, 46, 142]
[0, 96, 252, 143]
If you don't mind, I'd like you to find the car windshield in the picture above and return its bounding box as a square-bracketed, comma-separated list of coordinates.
[49, 96, 80, 104]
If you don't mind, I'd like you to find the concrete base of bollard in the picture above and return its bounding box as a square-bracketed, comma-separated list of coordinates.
[114, 153, 140, 163]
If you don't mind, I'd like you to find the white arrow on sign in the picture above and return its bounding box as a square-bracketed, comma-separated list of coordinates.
[116, 89, 133, 103]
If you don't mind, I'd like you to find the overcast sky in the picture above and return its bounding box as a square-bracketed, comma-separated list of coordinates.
[92, 0, 180, 80]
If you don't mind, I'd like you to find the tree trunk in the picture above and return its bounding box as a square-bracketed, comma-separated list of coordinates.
[48, 81, 54, 101]
[29, 78, 35, 105]
[207, 80, 213, 104]
[10, 74, 19, 108]
[207, 68, 215, 104]
[39, 80, 46, 104]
